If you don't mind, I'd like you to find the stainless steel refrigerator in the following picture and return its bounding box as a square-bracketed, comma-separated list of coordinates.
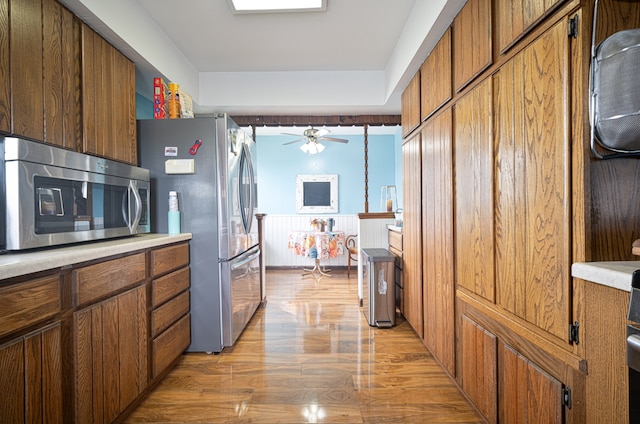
[138, 114, 260, 353]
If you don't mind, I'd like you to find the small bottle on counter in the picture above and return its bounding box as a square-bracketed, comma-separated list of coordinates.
[168, 191, 180, 234]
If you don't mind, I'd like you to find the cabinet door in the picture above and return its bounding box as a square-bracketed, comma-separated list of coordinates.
[0, 0, 9, 132]
[401, 132, 423, 336]
[421, 108, 455, 374]
[494, 18, 571, 342]
[499, 342, 563, 423]
[0, 323, 63, 424]
[454, 77, 495, 302]
[401, 72, 421, 138]
[461, 315, 497, 424]
[75, 285, 147, 423]
[81, 23, 136, 164]
[10, 0, 44, 140]
[452, 0, 492, 92]
[420, 28, 452, 121]
[496, 0, 567, 54]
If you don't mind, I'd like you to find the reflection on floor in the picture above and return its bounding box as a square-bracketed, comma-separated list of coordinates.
[125, 270, 483, 423]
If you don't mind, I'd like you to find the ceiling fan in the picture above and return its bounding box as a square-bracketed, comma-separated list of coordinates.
[282, 128, 348, 154]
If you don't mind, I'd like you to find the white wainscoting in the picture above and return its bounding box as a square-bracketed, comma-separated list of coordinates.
[262, 214, 359, 267]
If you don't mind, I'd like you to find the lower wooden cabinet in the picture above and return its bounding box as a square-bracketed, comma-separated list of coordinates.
[460, 312, 578, 424]
[0, 322, 63, 424]
[0, 240, 191, 423]
[150, 243, 191, 379]
[74, 284, 147, 424]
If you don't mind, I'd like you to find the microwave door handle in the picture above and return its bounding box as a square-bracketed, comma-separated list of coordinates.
[121, 181, 142, 233]
[129, 180, 142, 233]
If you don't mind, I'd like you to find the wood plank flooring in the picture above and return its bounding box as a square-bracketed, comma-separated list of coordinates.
[125, 270, 484, 423]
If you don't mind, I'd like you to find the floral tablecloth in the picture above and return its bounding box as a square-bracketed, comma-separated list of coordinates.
[288, 231, 345, 259]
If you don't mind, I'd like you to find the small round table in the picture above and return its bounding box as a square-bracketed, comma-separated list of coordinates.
[288, 230, 345, 277]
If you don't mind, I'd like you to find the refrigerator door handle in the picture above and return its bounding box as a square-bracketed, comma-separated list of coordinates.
[238, 144, 254, 235]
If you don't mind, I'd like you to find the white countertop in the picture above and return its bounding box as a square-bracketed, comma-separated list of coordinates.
[571, 261, 640, 292]
[0, 233, 192, 280]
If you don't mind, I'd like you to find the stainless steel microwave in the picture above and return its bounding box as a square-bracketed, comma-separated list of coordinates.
[1, 137, 150, 251]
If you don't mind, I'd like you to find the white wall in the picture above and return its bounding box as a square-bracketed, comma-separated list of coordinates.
[263, 214, 358, 267]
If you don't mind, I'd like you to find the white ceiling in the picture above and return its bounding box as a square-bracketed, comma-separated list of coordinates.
[59, 0, 465, 116]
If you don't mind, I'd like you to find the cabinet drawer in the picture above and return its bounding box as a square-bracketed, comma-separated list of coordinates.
[0, 275, 62, 338]
[152, 313, 190, 378]
[388, 230, 403, 251]
[151, 243, 189, 277]
[72, 253, 146, 307]
[152, 267, 190, 308]
[152, 291, 190, 337]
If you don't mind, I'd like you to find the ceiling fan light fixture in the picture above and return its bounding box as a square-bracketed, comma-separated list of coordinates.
[300, 141, 324, 155]
[228, 0, 326, 14]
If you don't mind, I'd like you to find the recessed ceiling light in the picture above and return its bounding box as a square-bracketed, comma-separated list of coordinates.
[227, 0, 326, 14]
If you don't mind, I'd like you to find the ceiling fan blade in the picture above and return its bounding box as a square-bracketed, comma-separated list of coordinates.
[319, 136, 349, 143]
[283, 138, 305, 145]
[281, 132, 303, 137]
[314, 128, 330, 137]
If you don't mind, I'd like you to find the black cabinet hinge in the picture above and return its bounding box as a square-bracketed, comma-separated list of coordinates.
[563, 386, 572, 409]
[569, 321, 580, 345]
[568, 14, 579, 38]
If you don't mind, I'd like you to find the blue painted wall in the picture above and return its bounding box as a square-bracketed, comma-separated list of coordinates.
[255, 131, 402, 215]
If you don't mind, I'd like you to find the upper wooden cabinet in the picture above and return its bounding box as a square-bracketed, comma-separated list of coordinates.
[81, 23, 137, 164]
[9, 0, 43, 140]
[495, 0, 568, 54]
[0, 0, 10, 133]
[454, 77, 495, 303]
[452, 0, 492, 92]
[401, 72, 421, 138]
[493, 17, 571, 344]
[5, 0, 80, 148]
[2, 0, 133, 162]
[420, 28, 452, 121]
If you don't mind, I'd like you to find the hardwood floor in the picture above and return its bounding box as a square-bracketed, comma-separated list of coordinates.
[126, 270, 484, 423]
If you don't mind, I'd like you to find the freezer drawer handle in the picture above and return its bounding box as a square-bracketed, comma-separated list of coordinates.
[231, 250, 261, 270]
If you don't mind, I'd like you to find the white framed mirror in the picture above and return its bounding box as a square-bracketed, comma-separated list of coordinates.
[296, 174, 338, 213]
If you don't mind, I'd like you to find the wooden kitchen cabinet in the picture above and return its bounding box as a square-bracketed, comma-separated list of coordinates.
[421, 107, 455, 375]
[73, 254, 148, 424]
[401, 132, 423, 337]
[9, 0, 43, 141]
[0, 323, 63, 424]
[420, 28, 451, 121]
[454, 77, 495, 303]
[74, 285, 147, 424]
[495, 0, 571, 54]
[150, 242, 191, 379]
[401, 71, 421, 138]
[460, 312, 574, 424]
[388, 228, 403, 315]
[0, 274, 64, 424]
[0, 0, 9, 133]
[452, 0, 492, 92]
[494, 16, 572, 344]
[499, 342, 564, 423]
[7, 0, 80, 147]
[81, 22, 137, 164]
